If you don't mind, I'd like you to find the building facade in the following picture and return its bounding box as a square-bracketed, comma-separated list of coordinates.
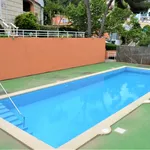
[135, 9, 150, 27]
[0, 0, 44, 25]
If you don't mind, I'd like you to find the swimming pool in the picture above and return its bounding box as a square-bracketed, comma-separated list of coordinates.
[1, 67, 150, 148]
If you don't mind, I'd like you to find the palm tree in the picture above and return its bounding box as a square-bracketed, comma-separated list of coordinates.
[84, 0, 92, 37]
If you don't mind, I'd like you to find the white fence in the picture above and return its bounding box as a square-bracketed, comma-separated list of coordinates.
[0, 29, 85, 38]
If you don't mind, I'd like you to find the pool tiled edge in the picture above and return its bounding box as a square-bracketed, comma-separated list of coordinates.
[1, 65, 150, 150]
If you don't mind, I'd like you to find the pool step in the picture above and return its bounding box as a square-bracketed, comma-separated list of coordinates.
[5, 116, 18, 122]
[0, 102, 32, 135]
[0, 105, 5, 109]
[0, 108, 9, 114]
[0, 112, 14, 119]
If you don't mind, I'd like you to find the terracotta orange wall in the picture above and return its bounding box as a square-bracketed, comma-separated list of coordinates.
[0, 38, 105, 80]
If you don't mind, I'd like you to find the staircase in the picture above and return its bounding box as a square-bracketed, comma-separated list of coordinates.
[0, 102, 32, 135]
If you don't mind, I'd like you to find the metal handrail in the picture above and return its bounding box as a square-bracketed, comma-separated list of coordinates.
[0, 29, 85, 38]
[0, 83, 25, 127]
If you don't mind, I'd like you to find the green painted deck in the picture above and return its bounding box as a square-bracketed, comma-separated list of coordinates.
[0, 129, 31, 149]
[1, 62, 149, 94]
[79, 104, 150, 149]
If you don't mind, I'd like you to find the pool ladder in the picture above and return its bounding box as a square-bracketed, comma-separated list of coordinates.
[0, 83, 25, 127]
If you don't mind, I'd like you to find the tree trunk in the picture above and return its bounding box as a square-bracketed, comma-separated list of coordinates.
[84, 0, 92, 37]
[99, 0, 114, 38]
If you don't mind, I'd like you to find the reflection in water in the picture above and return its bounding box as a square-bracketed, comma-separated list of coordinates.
[103, 83, 138, 113]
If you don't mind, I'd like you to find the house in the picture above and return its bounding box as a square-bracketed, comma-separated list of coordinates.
[135, 9, 150, 28]
[52, 15, 71, 26]
[0, 0, 44, 25]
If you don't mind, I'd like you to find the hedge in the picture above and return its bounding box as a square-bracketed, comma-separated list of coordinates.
[106, 43, 117, 50]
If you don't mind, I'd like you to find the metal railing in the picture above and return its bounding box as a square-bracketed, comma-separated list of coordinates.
[0, 29, 85, 38]
[0, 83, 25, 127]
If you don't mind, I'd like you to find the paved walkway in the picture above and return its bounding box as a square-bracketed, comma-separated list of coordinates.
[79, 104, 150, 149]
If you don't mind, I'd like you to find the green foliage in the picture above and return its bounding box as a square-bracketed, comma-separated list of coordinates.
[59, 26, 78, 31]
[0, 34, 8, 38]
[106, 43, 117, 50]
[40, 25, 57, 30]
[15, 12, 40, 30]
[66, 0, 106, 32]
[117, 14, 146, 45]
[66, 1, 87, 31]
[138, 36, 150, 46]
[105, 7, 132, 33]
[90, 0, 106, 32]
[44, 0, 65, 24]
[143, 25, 150, 35]
[39, 25, 78, 31]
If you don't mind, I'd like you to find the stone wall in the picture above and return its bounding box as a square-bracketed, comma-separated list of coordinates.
[116, 46, 150, 65]
[0, 0, 43, 24]
[1, 0, 23, 23]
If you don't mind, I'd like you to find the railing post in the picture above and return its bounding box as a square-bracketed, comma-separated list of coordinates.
[58, 31, 59, 38]
[75, 32, 77, 38]
[67, 32, 69, 38]
[16, 27, 18, 36]
[83, 32, 85, 38]
[22, 30, 24, 38]
[35, 30, 37, 37]
[47, 31, 49, 38]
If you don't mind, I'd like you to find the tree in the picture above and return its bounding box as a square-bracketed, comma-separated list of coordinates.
[66, 1, 87, 31]
[143, 25, 150, 35]
[15, 12, 40, 30]
[66, 0, 106, 33]
[99, 0, 114, 37]
[44, 0, 65, 25]
[105, 7, 132, 33]
[119, 15, 146, 45]
[116, 0, 150, 12]
[84, 0, 92, 37]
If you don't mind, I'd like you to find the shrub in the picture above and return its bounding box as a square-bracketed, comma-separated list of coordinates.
[39, 25, 57, 30]
[39, 25, 78, 31]
[59, 26, 78, 31]
[138, 37, 150, 46]
[15, 12, 40, 30]
[0, 34, 8, 38]
[106, 43, 117, 50]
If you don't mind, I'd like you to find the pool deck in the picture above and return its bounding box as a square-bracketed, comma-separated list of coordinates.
[1, 62, 150, 149]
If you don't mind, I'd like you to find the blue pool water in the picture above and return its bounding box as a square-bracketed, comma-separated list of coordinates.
[1, 67, 150, 148]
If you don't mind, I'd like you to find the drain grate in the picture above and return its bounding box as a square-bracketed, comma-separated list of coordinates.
[114, 127, 126, 134]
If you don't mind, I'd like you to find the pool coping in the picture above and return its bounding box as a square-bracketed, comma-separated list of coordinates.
[0, 65, 150, 150]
